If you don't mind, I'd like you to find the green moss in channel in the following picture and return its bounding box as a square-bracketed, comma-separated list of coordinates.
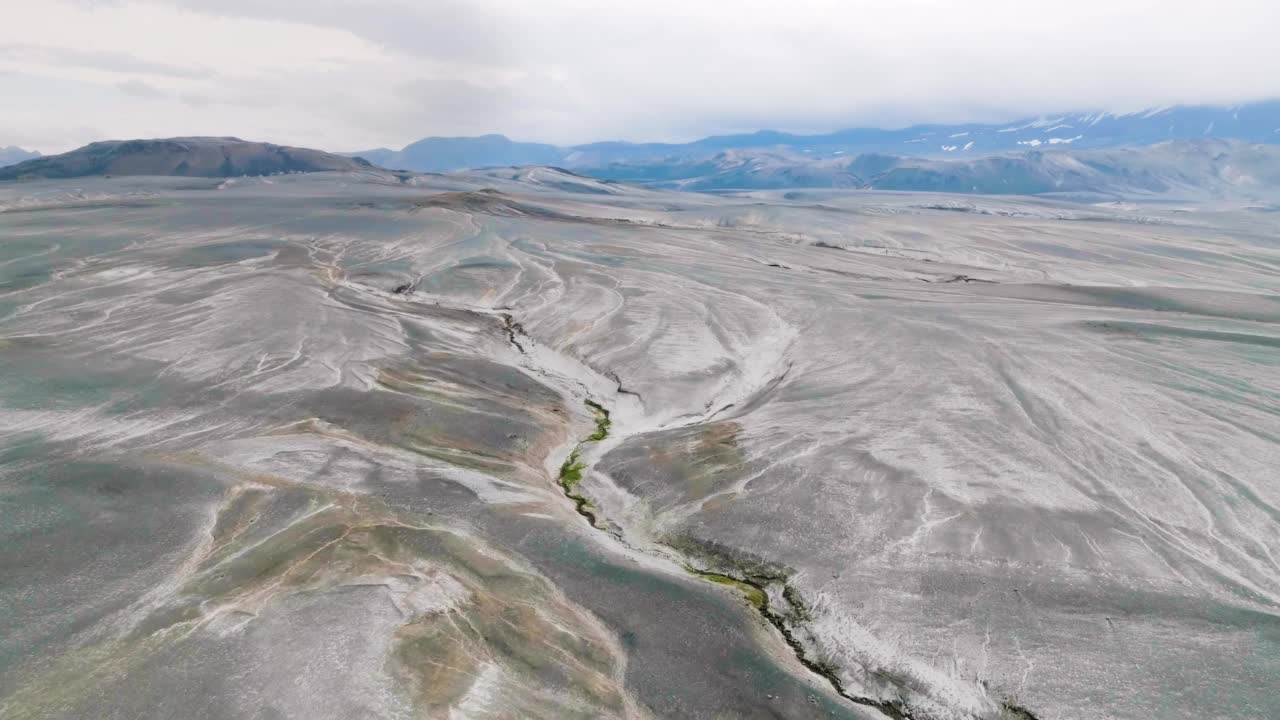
[559, 449, 586, 488]
[691, 568, 768, 611]
[584, 400, 611, 442]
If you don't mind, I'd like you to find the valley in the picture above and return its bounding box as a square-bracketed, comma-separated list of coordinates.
[2, 168, 1277, 718]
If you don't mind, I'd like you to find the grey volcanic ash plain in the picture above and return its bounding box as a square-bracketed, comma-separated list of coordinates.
[0, 167, 1277, 720]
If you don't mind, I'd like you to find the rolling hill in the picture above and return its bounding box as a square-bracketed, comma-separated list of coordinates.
[0, 137, 377, 180]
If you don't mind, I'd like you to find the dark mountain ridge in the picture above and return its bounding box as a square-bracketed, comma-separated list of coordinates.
[0, 137, 376, 181]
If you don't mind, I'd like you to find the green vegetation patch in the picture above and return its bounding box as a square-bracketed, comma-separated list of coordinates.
[689, 568, 768, 611]
[558, 449, 586, 488]
[551, 400, 614, 527]
[584, 400, 611, 442]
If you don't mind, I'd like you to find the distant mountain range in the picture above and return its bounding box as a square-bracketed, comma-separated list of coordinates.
[0, 137, 374, 180]
[347, 99, 1280, 172]
[606, 140, 1280, 200]
[7, 111, 1280, 201]
[0, 146, 41, 168]
[345, 99, 1280, 170]
[335, 100, 1280, 199]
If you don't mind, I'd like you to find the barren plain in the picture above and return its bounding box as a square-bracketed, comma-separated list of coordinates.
[1, 169, 1277, 719]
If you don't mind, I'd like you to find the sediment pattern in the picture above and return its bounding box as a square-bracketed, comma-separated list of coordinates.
[1, 172, 1277, 719]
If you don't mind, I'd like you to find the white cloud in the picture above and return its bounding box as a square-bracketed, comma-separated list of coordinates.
[3, 0, 1280, 153]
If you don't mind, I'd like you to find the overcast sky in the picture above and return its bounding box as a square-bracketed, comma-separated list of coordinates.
[4, 0, 1280, 153]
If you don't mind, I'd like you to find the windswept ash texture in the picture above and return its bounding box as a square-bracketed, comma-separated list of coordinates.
[1, 167, 1277, 720]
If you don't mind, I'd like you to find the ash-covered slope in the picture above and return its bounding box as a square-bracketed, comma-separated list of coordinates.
[0, 137, 376, 180]
[2, 171, 1277, 720]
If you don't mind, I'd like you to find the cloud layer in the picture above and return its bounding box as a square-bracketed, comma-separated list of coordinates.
[5, 0, 1280, 153]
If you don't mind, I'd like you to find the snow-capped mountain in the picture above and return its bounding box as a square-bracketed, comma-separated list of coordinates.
[349, 99, 1280, 172]
[579, 140, 1280, 199]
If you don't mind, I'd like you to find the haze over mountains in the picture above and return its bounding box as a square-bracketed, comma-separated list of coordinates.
[594, 140, 1280, 200]
[349, 99, 1280, 172]
[350, 135, 562, 175]
[6, 100, 1280, 201]
[0, 146, 40, 168]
